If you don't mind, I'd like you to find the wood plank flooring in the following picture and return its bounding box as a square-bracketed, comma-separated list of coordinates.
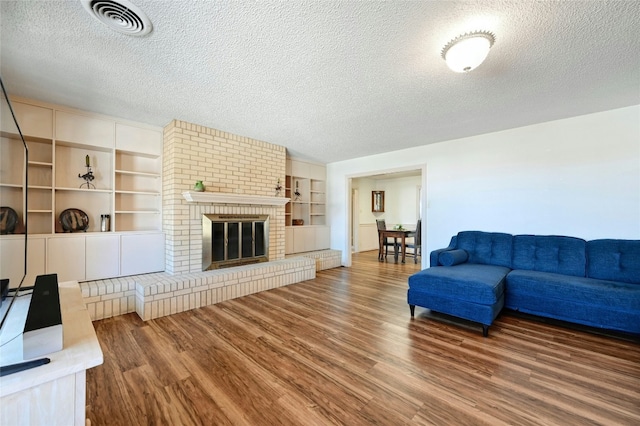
[86, 251, 640, 425]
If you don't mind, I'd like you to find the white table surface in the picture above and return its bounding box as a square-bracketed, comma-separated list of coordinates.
[0, 280, 103, 397]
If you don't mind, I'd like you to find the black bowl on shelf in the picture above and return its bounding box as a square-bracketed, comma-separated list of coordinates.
[0, 206, 18, 234]
[59, 208, 89, 232]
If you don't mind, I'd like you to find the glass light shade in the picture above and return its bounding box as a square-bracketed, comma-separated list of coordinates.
[443, 35, 493, 73]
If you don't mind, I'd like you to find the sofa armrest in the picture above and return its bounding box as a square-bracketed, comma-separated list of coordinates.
[439, 249, 469, 266]
[429, 236, 457, 266]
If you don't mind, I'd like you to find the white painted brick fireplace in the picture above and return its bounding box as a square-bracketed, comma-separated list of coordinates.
[79, 120, 320, 322]
[162, 120, 288, 274]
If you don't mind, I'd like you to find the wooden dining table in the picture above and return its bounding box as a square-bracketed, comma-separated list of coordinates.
[378, 229, 415, 263]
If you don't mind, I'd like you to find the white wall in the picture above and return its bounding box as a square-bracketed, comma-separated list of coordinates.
[328, 106, 640, 267]
[352, 175, 421, 227]
[352, 175, 422, 252]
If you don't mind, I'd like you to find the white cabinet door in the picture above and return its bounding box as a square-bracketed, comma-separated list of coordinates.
[85, 234, 120, 280]
[47, 236, 86, 282]
[1, 101, 53, 139]
[290, 160, 325, 181]
[0, 236, 46, 287]
[55, 111, 114, 149]
[121, 233, 165, 276]
[293, 227, 315, 253]
[115, 123, 162, 156]
[285, 227, 294, 254]
[26, 236, 46, 285]
[315, 226, 330, 250]
[292, 227, 306, 253]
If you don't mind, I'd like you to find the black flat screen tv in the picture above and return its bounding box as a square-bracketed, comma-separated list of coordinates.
[0, 76, 29, 331]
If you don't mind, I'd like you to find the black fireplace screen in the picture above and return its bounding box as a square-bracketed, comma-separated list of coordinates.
[203, 214, 269, 270]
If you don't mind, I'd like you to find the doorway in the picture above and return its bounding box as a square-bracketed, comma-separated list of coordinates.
[349, 168, 424, 263]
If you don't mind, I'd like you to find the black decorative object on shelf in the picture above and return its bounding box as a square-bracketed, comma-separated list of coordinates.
[60, 208, 89, 232]
[0, 206, 18, 234]
[294, 180, 301, 201]
[275, 179, 282, 196]
[79, 154, 95, 189]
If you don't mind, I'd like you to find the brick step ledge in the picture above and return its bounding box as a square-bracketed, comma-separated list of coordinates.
[80, 257, 316, 321]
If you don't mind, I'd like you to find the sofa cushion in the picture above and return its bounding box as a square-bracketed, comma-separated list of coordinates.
[408, 264, 510, 305]
[456, 231, 513, 268]
[512, 235, 586, 277]
[587, 239, 640, 284]
[506, 269, 640, 312]
[439, 249, 468, 266]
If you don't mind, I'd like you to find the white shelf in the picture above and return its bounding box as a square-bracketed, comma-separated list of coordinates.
[115, 189, 160, 196]
[115, 169, 161, 178]
[115, 210, 160, 214]
[1, 99, 163, 236]
[28, 161, 53, 167]
[55, 187, 113, 193]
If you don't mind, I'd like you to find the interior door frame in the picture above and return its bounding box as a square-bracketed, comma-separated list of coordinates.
[345, 163, 427, 268]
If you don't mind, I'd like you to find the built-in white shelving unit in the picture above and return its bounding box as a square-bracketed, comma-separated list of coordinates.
[285, 159, 330, 254]
[0, 97, 165, 283]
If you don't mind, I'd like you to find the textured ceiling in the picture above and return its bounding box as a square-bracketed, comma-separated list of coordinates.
[1, 1, 639, 163]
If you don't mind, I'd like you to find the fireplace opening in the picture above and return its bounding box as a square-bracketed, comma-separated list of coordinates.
[203, 214, 269, 270]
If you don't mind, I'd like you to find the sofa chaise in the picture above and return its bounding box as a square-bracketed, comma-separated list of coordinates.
[408, 231, 640, 336]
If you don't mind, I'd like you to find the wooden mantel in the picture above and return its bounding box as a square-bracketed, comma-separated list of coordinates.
[182, 191, 290, 206]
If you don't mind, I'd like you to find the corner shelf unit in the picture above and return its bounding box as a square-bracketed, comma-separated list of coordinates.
[285, 176, 326, 226]
[0, 97, 163, 236]
[284, 159, 330, 254]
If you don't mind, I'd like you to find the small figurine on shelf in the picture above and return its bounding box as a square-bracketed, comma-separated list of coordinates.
[294, 180, 301, 201]
[275, 179, 282, 196]
[78, 154, 95, 189]
[194, 180, 205, 192]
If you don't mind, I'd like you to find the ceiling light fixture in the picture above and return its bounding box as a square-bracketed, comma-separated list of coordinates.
[441, 31, 495, 73]
[81, 0, 152, 36]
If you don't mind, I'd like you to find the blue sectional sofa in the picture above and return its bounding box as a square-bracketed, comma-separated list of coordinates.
[408, 231, 640, 336]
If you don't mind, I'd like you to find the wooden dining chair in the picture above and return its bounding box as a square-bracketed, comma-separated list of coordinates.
[406, 219, 422, 264]
[376, 219, 395, 259]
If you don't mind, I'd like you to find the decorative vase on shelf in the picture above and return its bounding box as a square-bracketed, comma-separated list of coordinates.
[194, 180, 205, 192]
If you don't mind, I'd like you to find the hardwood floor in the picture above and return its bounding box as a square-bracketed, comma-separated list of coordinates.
[86, 251, 640, 425]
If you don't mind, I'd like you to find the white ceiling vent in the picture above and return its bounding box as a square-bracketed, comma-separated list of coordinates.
[81, 0, 152, 36]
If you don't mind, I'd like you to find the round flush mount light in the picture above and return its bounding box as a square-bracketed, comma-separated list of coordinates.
[81, 0, 152, 36]
[441, 31, 495, 73]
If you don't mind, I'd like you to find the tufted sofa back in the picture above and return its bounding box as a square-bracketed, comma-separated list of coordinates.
[512, 235, 587, 277]
[587, 239, 640, 284]
[455, 231, 513, 268]
[441, 231, 640, 283]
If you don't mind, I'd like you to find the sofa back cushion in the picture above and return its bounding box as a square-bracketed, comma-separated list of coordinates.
[512, 235, 586, 277]
[587, 239, 640, 284]
[456, 231, 513, 268]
